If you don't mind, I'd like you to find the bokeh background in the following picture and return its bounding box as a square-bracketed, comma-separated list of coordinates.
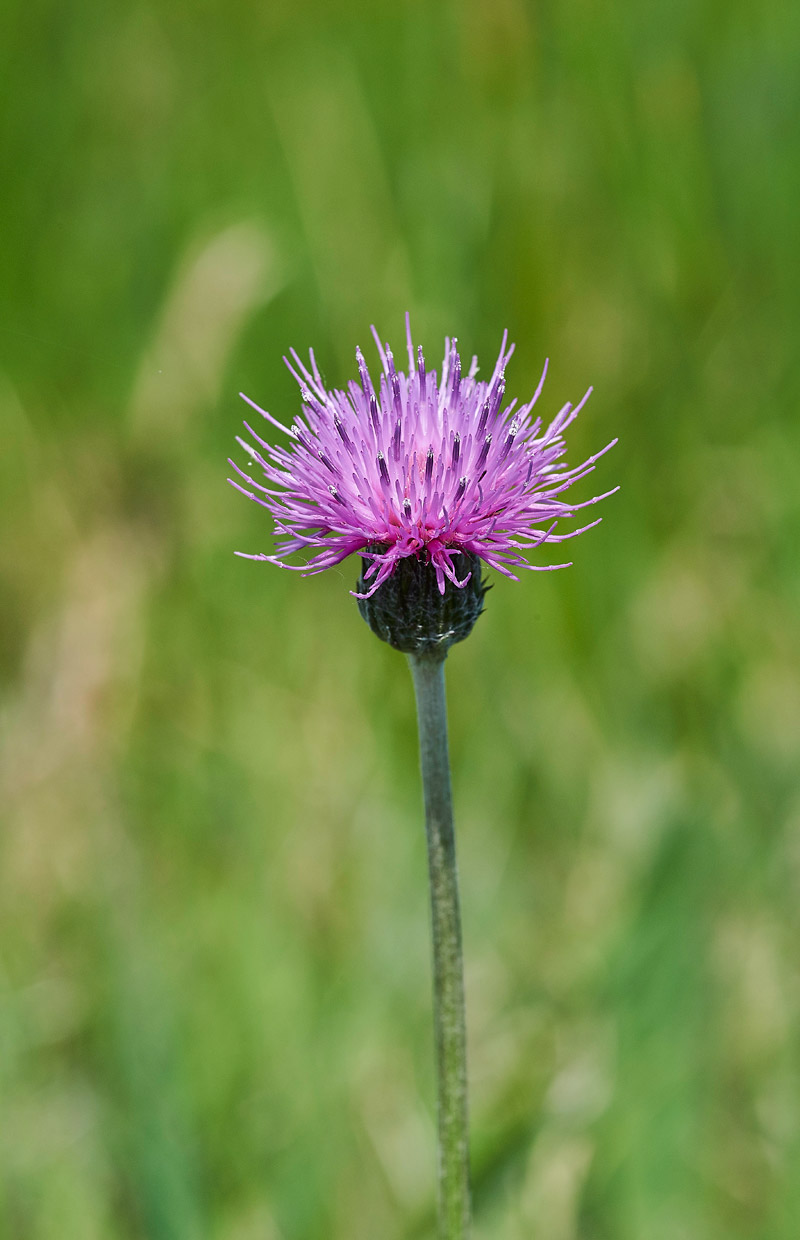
[2, 1, 799, 1237]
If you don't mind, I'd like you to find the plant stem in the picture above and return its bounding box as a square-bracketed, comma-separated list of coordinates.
[408, 652, 471, 1240]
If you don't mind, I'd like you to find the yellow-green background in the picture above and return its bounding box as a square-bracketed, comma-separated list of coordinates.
[2, 2, 799, 1237]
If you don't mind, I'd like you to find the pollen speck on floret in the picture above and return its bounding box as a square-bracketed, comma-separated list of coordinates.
[229, 314, 617, 597]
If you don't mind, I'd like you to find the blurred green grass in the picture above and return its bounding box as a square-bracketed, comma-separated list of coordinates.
[2, 1, 800, 1237]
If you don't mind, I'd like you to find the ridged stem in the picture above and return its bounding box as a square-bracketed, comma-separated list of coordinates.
[407, 652, 471, 1239]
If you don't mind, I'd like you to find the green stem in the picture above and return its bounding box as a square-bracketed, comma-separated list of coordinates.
[408, 652, 471, 1240]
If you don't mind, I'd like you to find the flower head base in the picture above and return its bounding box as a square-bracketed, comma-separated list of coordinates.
[357, 544, 489, 656]
[229, 316, 616, 608]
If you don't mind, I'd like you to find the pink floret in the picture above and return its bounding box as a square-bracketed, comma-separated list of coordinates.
[229, 315, 617, 596]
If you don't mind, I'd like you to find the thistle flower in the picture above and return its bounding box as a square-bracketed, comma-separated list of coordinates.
[229, 315, 616, 611]
[229, 317, 617, 1236]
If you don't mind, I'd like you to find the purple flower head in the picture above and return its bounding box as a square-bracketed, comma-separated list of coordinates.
[229, 316, 616, 599]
